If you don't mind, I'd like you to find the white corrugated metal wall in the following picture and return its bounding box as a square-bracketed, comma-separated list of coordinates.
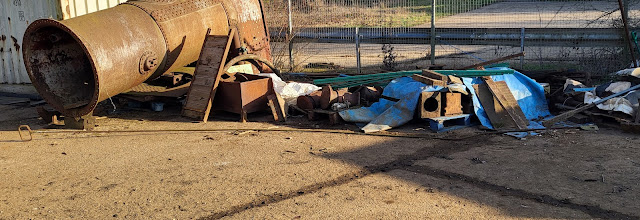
[62, 0, 127, 19]
[0, 0, 125, 84]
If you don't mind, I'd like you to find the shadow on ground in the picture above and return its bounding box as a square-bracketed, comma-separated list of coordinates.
[200, 129, 640, 219]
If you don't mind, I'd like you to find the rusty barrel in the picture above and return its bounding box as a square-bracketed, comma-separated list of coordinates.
[22, 0, 272, 117]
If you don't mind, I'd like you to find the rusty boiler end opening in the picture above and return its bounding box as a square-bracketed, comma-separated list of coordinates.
[23, 22, 96, 114]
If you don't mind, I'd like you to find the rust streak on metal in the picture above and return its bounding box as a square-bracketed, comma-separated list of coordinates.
[10, 36, 20, 50]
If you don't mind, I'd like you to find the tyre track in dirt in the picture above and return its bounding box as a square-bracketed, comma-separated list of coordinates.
[199, 137, 638, 219]
[402, 165, 639, 220]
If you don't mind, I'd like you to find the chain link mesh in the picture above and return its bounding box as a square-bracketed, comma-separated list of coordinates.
[264, 0, 639, 75]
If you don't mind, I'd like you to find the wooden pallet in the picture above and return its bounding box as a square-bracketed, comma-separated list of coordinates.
[482, 77, 529, 129]
[425, 114, 472, 132]
[182, 28, 235, 122]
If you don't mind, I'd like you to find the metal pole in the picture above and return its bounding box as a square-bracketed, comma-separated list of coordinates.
[430, 0, 436, 66]
[287, 0, 294, 71]
[618, 0, 637, 67]
[356, 27, 362, 75]
[624, 0, 630, 25]
[520, 27, 525, 69]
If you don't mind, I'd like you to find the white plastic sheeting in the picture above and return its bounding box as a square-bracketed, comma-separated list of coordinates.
[259, 73, 320, 108]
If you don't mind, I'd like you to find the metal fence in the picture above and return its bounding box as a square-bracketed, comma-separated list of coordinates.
[264, 0, 640, 76]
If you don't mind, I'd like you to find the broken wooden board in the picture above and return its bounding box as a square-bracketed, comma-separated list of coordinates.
[412, 74, 446, 87]
[448, 75, 464, 85]
[482, 77, 529, 129]
[473, 84, 516, 129]
[183, 28, 235, 122]
[267, 93, 287, 122]
[421, 69, 448, 82]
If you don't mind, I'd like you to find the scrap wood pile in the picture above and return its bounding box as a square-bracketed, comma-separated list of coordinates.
[297, 67, 550, 133]
[547, 68, 640, 133]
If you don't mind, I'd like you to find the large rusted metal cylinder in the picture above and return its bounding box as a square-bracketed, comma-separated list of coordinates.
[23, 0, 272, 117]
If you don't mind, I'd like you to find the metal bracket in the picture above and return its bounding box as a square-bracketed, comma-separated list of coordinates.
[18, 125, 33, 142]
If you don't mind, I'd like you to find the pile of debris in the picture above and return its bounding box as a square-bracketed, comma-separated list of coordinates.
[549, 68, 640, 133]
[18, 0, 640, 135]
[301, 67, 547, 133]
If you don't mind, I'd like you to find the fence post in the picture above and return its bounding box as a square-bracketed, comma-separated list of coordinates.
[287, 0, 294, 71]
[520, 27, 525, 69]
[430, 0, 436, 66]
[356, 27, 362, 75]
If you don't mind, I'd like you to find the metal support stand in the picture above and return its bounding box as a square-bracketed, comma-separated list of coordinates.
[430, 0, 436, 66]
[356, 27, 362, 75]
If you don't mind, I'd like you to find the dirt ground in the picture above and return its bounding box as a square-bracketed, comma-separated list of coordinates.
[0, 100, 639, 219]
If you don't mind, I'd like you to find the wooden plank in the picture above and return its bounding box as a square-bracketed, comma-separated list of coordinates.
[267, 93, 287, 122]
[448, 75, 463, 85]
[458, 52, 525, 70]
[182, 28, 236, 122]
[473, 84, 516, 129]
[421, 69, 448, 82]
[412, 74, 446, 87]
[482, 77, 529, 129]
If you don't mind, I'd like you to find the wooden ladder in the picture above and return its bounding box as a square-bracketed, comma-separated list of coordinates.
[182, 28, 235, 122]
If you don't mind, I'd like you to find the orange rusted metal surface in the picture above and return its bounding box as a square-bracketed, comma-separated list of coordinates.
[22, 0, 272, 117]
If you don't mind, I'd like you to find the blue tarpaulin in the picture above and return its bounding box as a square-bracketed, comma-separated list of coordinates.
[339, 68, 550, 132]
[339, 77, 444, 133]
